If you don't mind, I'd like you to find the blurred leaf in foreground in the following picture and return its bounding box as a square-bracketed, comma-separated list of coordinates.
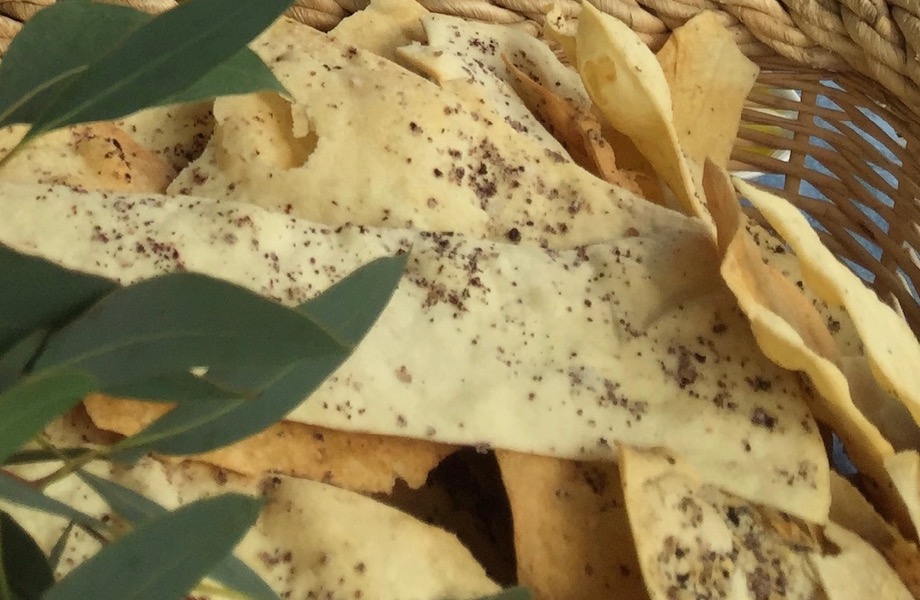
[79, 471, 278, 600]
[0, 370, 96, 464]
[44, 493, 262, 600]
[0, 245, 115, 354]
[18, 0, 293, 147]
[0, 511, 54, 600]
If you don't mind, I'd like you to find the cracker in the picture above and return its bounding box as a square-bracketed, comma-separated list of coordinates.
[496, 450, 648, 600]
[0, 122, 171, 193]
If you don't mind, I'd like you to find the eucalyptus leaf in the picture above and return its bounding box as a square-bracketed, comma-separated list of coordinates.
[298, 254, 409, 346]
[0, 0, 283, 129]
[112, 396, 248, 462]
[0, 370, 97, 464]
[0, 1, 148, 127]
[0, 329, 48, 394]
[24, 0, 294, 142]
[202, 254, 407, 388]
[126, 353, 346, 457]
[4, 449, 89, 466]
[0, 471, 103, 532]
[33, 272, 345, 389]
[160, 47, 287, 106]
[47, 521, 75, 572]
[0, 512, 54, 599]
[77, 472, 278, 600]
[129, 256, 407, 456]
[44, 494, 263, 600]
[0, 245, 116, 355]
[104, 372, 253, 404]
[76, 471, 156, 524]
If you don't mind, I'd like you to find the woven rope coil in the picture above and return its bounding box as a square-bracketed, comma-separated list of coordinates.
[2, 0, 917, 117]
[0, 0, 917, 334]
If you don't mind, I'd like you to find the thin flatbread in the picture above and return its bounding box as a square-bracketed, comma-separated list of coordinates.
[656, 11, 759, 169]
[0, 122, 171, 193]
[735, 177, 920, 431]
[0, 181, 830, 521]
[170, 17, 684, 251]
[620, 445, 824, 600]
[830, 473, 920, 597]
[576, 3, 710, 228]
[330, 0, 428, 63]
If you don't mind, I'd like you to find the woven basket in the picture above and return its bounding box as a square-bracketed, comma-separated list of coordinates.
[1, 0, 918, 336]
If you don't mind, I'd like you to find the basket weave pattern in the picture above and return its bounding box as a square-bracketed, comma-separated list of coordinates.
[0, 0, 918, 334]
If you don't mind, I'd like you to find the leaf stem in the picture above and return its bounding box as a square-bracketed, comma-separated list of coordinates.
[4, 447, 90, 465]
[32, 446, 108, 490]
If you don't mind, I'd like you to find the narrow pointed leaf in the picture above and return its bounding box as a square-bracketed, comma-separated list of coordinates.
[111, 395, 247, 461]
[0, 2, 148, 127]
[1, 512, 54, 599]
[0, 1, 282, 127]
[47, 521, 75, 572]
[76, 471, 158, 524]
[4, 449, 88, 466]
[0, 370, 97, 464]
[44, 494, 263, 600]
[0, 472, 102, 531]
[26, 0, 294, 139]
[104, 372, 253, 404]
[127, 353, 345, 456]
[33, 272, 344, 388]
[202, 253, 406, 389]
[0, 329, 48, 393]
[0, 245, 116, 354]
[135, 256, 406, 455]
[297, 254, 408, 345]
[160, 47, 287, 106]
[78, 472, 278, 600]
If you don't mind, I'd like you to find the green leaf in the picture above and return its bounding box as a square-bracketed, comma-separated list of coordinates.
[44, 494, 263, 600]
[0, 245, 116, 354]
[112, 396, 248, 461]
[160, 47, 287, 106]
[298, 254, 409, 346]
[33, 272, 345, 389]
[0, 2, 148, 127]
[0, 329, 49, 394]
[0, 0, 284, 130]
[4, 449, 88, 466]
[77, 472, 278, 600]
[125, 255, 407, 457]
[0, 512, 53, 599]
[24, 0, 294, 141]
[117, 354, 343, 457]
[104, 372, 252, 404]
[0, 370, 97, 464]
[76, 471, 159, 525]
[0, 471, 102, 532]
[47, 521, 75, 572]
